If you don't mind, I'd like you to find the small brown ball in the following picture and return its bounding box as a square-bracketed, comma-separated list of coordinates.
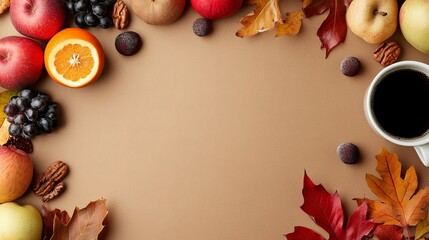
[192, 18, 212, 37]
[336, 143, 360, 164]
[340, 56, 361, 76]
[115, 31, 142, 56]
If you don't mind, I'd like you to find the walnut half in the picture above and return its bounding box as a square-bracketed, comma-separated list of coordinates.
[373, 41, 401, 67]
[112, 0, 130, 30]
[33, 161, 69, 202]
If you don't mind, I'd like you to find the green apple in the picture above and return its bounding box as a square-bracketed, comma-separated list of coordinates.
[346, 0, 398, 44]
[0, 202, 42, 240]
[400, 0, 429, 54]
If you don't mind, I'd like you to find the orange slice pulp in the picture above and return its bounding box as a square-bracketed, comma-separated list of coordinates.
[44, 28, 105, 88]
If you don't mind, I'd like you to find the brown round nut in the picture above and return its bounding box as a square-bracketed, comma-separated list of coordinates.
[192, 18, 212, 37]
[336, 143, 360, 164]
[340, 57, 361, 76]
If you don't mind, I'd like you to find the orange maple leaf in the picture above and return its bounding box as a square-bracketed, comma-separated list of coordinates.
[236, 0, 282, 38]
[359, 147, 429, 227]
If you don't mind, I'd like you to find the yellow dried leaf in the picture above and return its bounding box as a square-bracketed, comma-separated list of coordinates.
[275, 11, 304, 37]
[236, 0, 282, 38]
[0, 119, 10, 145]
[416, 212, 429, 239]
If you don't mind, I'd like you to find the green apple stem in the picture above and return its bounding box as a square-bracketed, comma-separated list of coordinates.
[374, 10, 388, 16]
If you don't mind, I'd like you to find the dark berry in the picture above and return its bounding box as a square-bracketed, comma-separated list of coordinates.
[336, 143, 360, 164]
[99, 17, 113, 29]
[102, 0, 115, 7]
[92, 3, 107, 18]
[19, 89, 36, 99]
[3, 104, 18, 116]
[15, 97, 29, 111]
[340, 56, 361, 77]
[9, 96, 18, 106]
[22, 123, 38, 138]
[115, 31, 142, 56]
[37, 118, 54, 133]
[8, 124, 22, 136]
[7, 116, 15, 123]
[84, 12, 99, 27]
[25, 108, 38, 122]
[192, 18, 212, 37]
[65, 1, 77, 13]
[75, 12, 88, 28]
[74, 0, 89, 12]
[89, 0, 99, 4]
[31, 96, 47, 112]
[14, 112, 27, 125]
[36, 93, 50, 102]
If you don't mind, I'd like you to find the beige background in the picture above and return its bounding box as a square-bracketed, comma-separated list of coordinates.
[1, 1, 429, 239]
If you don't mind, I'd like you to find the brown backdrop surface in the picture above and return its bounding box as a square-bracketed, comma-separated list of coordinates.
[1, 2, 429, 239]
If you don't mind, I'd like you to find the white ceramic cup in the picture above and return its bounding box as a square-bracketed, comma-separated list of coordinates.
[364, 61, 429, 166]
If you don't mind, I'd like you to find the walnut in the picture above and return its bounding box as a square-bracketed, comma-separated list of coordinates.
[373, 41, 401, 67]
[112, 0, 130, 30]
[33, 161, 69, 202]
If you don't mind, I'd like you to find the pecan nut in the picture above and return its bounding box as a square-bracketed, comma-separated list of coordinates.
[373, 41, 401, 67]
[112, 0, 130, 30]
[33, 161, 69, 202]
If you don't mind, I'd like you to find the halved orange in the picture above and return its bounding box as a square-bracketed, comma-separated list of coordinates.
[44, 28, 105, 88]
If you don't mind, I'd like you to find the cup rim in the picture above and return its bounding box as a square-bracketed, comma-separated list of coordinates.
[364, 60, 429, 147]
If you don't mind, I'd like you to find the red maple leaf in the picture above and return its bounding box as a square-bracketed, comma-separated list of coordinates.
[304, 0, 348, 58]
[285, 172, 376, 240]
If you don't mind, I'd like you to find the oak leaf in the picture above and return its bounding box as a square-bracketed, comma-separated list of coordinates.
[275, 11, 304, 37]
[303, 0, 347, 57]
[50, 199, 108, 240]
[41, 205, 70, 240]
[236, 0, 282, 38]
[285, 172, 376, 240]
[358, 147, 429, 228]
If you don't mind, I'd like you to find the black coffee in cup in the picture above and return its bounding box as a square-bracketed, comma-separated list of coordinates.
[372, 69, 429, 139]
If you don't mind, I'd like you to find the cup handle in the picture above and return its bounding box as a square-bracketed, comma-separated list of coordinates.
[414, 144, 429, 167]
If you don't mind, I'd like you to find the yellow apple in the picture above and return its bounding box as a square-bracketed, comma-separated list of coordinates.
[130, 0, 186, 25]
[0, 202, 43, 240]
[346, 0, 398, 44]
[400, 0, 429, 54]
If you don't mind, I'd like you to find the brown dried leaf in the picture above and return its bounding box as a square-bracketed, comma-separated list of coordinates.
[41, 205, 70, 240]
[50, 199, 108, 240]
[275, 11, 304, 37]
[236, 0, 282, 38]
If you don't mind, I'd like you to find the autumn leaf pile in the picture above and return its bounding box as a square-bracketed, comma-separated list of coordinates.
[236, 0, 350, 57]
[286, 148, 429, 240]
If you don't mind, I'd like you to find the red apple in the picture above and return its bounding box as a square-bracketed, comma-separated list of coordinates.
[191, 0, 243, 20]
[0, 146, 33, 204]
[10, 0, 66, 40]
[0, 36, 44, 90]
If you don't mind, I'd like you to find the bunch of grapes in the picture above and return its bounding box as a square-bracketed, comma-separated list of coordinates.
[64, 0, 116, 29]
[3, 89, 59, 139]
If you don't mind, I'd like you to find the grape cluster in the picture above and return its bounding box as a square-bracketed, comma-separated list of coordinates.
[3, 89, 59, 139]
[64, 0, 116, 29]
